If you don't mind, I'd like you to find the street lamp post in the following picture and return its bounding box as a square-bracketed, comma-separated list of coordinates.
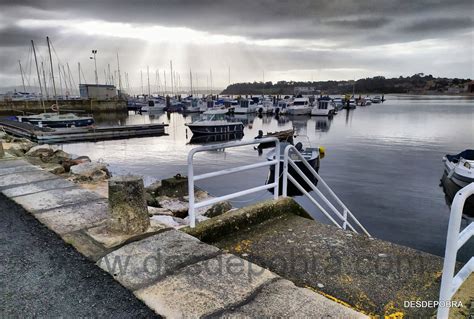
[90, 50, 98, 85]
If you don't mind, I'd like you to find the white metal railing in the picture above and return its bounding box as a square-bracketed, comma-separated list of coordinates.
[282, 144, 371, 237]
[437, 182, 474, 319]
[187, 137, 280, 228]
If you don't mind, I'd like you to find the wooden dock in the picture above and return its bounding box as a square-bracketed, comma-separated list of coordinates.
[0, 119, 168, 144]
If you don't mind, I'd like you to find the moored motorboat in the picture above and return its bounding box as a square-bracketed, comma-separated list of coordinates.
[17, 112, 94, 128]
[287, 97, 312, 115]
[443, 150, 474, 188]
[441, 149, 474, 216]
[185, 112, 244, 135]
[371, 96, 382, 103]
[234, 99, 257, 114]
[311, 98, 336, 116]
[256, 97, 274, 114]
[164, 101, 184, 112]
[202, 108, 228, 115]
[182, 98, 205, 113]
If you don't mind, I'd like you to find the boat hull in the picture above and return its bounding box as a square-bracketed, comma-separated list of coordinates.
[19, 118, 94, 128]
[287, 108, 311, 115]
[440, 172, 474, 217]
[189, 132, 244, 144]
[186, 123, 244, 135]
[233, 107, 254, 114]
[311, 108, 335, 116]
[444, 160, 474, 188]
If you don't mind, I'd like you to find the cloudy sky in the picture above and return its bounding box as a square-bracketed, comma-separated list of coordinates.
[0, 0, 472, 92]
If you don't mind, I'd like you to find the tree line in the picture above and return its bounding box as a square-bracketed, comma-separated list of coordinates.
[221, 74, 471, 95]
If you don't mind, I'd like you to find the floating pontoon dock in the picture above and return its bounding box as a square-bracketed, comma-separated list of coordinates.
[0, 119, 168, 143]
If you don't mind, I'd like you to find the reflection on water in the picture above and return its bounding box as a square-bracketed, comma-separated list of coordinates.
[440, 172, 474, 217]
[61, 95, 474, 261]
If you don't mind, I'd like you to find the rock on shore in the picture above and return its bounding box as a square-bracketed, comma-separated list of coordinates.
[0, 132, 233, 229]
[0, 133, 110, 184]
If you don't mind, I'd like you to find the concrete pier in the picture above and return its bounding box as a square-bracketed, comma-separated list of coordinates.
[0, 158, 367, 318]
[184, 199, 471, 318]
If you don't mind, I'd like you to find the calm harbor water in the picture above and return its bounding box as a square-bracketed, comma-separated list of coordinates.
[61, 95, 474, 261]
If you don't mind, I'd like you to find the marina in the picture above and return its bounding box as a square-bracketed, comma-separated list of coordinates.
[0, 0, 473, 316]
[43, 95, 472, 261]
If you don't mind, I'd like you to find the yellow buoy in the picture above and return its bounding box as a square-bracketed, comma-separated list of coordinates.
[319, 146, 326, 159]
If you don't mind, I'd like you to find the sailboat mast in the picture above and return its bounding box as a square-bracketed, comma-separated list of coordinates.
[163, 70, 167, 95]
[41, 62, 48, 99]
[78, 62, 81, 85]
[116, 53, 122, 93]
[18, 60, 28, 107]
[210, 69, 213, 96]
[140, 70, 143, 96]
[107, 64, 111, 85]
[195, 73, 199, 96]
[189, 69, 193, 96]
[58, 63, 64, 97]
[66, 63, 73, 95]
[62, 65, 69, 97]
[147, 65, 151, 96]
[170, 60, 173, 95]
[31, 40, 45, 112]
[18, 60, 27, 92]
[46, 36, 58, 106]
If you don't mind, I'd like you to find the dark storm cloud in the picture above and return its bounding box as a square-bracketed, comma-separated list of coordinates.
[402, 17, 473, 33]
[2, 0, 472, 42]
[324, 17, 391, 29]
[0, 26, 57, 47]
[0, 0, 472, 87]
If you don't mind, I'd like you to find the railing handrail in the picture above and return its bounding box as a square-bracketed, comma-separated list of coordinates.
[187, 137, 280, 228]
[437, 182, 474, 319]
[282, 144, 371, 237]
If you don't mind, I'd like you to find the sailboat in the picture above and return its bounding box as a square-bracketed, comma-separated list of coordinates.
[19, 37, 95, 128]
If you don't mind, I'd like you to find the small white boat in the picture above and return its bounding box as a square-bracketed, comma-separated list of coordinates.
[202, 108, 228, 115]
[332, 98, 344, 111]
[342, 98, 356, 109]
[287, 97, 312, 115]
[361, 97, 372, 106]
[17, 112, 94, 128]
[371, 96, 382, 104]
[443, 150, 474, 188]
[311, 99, 335, 116]
[275, 99, 292, 115]
[182, 98, 205, 113]
[185, 112, 244, 135]
[234, 99, 257, 114]
[256, 97, 274, 114]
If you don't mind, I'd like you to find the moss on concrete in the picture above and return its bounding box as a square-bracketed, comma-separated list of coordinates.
[212, 213, 447, 318]
[182, 197, 310, 243]
[448, 274, 474, 319]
